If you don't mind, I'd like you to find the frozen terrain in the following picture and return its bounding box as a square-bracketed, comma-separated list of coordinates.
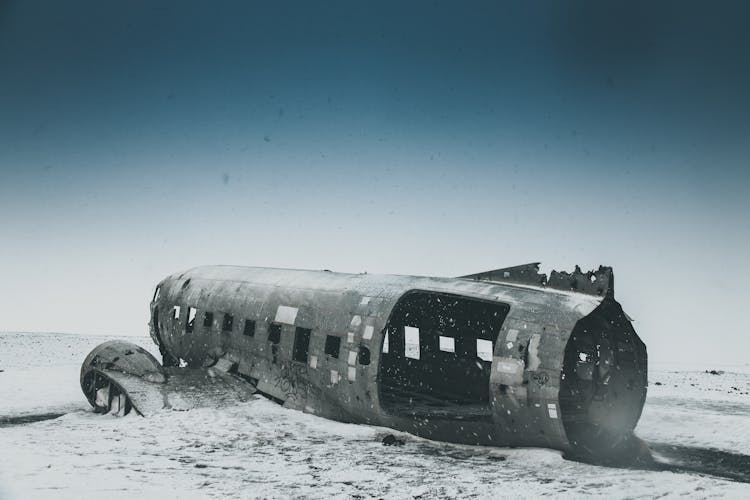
[1, 332, 749, 499]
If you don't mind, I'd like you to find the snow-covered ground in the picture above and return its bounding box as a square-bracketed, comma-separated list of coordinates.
[1, 332, 749, 499]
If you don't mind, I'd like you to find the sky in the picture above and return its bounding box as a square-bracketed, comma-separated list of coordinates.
[1, 1, 748, 365]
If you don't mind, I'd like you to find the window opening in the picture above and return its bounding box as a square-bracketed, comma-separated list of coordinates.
[268, 323, 282, 344]
[268, 323, 282, 364]
[439, 335, 455, 353]
[172, 305, 181, 320]
[293, 327, 311, 363]
[243, 319, 256, 337]
[152, 286, 161, 302]
[203, 312, 214, 328]
[325, 335, 341, 358]
[358, 346, 371, 365]
[404, 326, 420, 360]
[222, 314, 234, 332]
[476, 339, 493, 362]
[186, 307, 197, 333]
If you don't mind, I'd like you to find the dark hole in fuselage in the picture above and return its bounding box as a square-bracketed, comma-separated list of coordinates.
[268, 323, 282, 344]
[325, 335, 341, 358]
[186, 307, 196, 333]
[358, 345, 371, 365]
[293, 327, 311, 363]
[268, 323, 282, 364]
[222, 314, 234, 332]
[378, 291, 509, 421]
[243, 319, 256, 337]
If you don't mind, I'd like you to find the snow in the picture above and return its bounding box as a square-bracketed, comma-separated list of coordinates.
[1, 332, 749, 499]
[638, 368, 750, 455]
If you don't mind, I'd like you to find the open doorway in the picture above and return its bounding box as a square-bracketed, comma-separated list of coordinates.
[378, 291, 510, 421]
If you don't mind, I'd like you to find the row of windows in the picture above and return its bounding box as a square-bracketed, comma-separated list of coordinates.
[172, 305, 489, 366]
[175, 306, 256, 337]
[171, 305, 367, 366]
[267, 322, 370, 366]
[383, 326, 494, 362]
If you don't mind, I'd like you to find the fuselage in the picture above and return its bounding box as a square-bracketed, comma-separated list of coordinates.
[148, 265, 648, 458]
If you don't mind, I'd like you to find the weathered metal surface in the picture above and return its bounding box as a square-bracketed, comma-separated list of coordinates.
[81, 264, 648, 463]
[80, 341, 256, 415]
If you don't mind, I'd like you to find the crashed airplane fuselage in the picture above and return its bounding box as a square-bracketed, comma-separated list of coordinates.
[80, 264, 648, 462]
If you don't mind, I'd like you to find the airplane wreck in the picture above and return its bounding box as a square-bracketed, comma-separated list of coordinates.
[80, 264, 648, 463]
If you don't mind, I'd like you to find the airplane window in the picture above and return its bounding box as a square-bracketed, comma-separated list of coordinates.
[243, 319, 256, 337]
[439, 336, 455, 353]
[293, 327, 311, 363]
[268, 323, 282, 344]
[186, 307, 196, 333]
[268, 323, 282, 364]
[222, 314, 234, 332]
[404, 326, 420, 359]
[325, 335, 341, 358]
[358, 346, 371, 365]
[476, 339, 493, 362]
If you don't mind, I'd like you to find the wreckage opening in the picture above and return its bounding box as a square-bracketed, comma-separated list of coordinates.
[81, 370, 134, 416]
[378, 291, 509, 421]
[559, 299, 648, 460]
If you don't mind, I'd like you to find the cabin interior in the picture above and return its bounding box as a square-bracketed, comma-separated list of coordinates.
[378, 291, 509, 421]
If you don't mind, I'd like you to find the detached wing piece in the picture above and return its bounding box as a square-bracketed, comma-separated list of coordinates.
[80, 341, 256, 416]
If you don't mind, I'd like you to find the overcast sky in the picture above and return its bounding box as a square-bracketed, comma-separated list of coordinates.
[1, 1, 748, 365]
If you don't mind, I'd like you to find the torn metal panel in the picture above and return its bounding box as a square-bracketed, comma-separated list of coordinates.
[81, 263, 648, 463]
[548, 265, 614, 298]
[460, 262, 614, 298]
[459, 262, 547, 287]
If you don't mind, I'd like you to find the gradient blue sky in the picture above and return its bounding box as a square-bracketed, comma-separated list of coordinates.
[1, 1, 748, 364]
